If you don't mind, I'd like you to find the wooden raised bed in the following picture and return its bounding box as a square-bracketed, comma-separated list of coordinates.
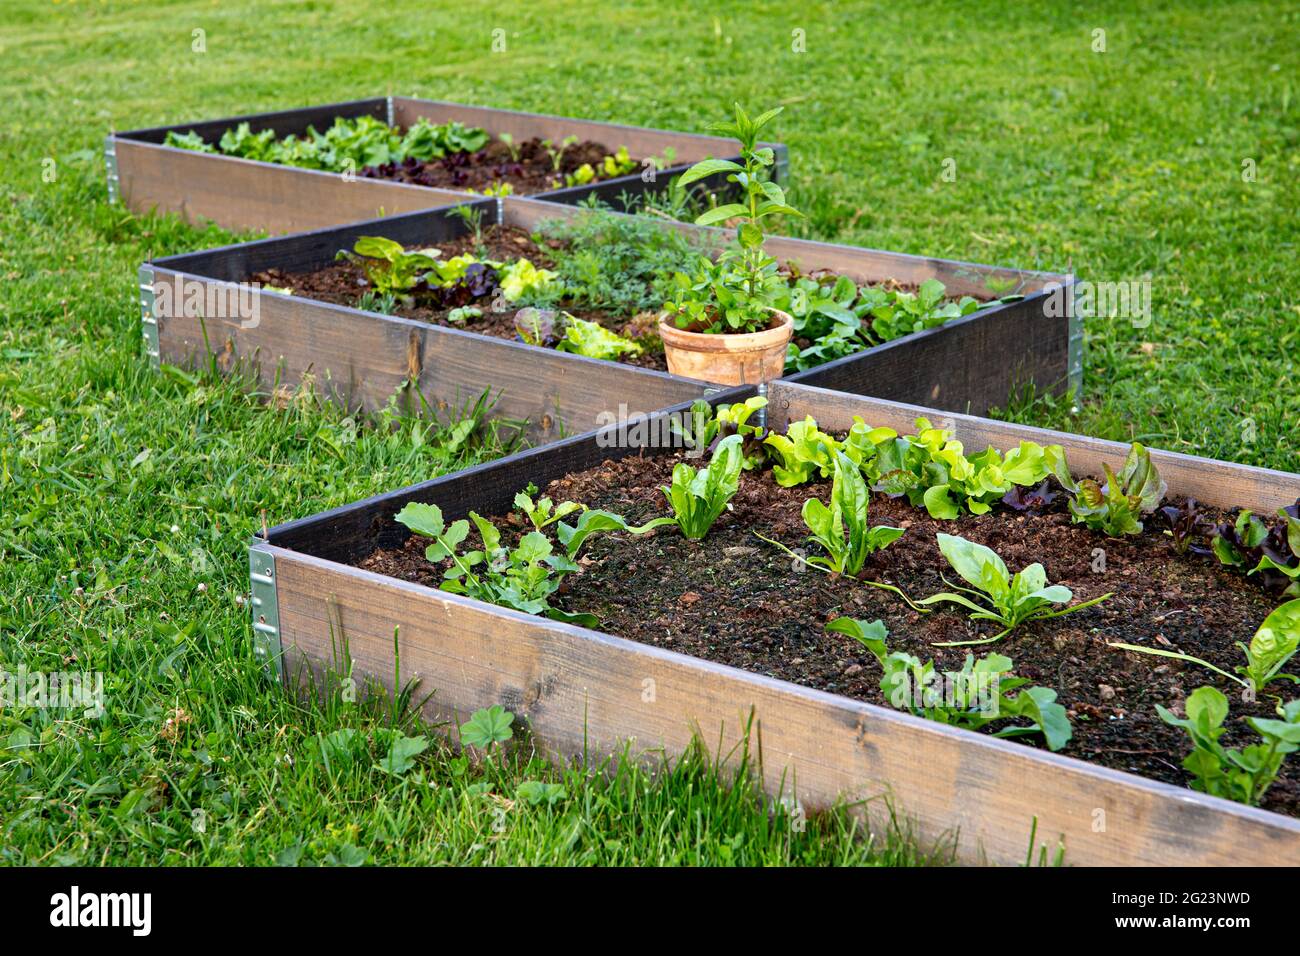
[108, 96, 783, 235]
[252, 379, 1300, 866]
[143, 196, 1077, 445]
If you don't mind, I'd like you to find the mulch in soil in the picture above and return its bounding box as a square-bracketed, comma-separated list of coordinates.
[356, 451, 1300, 820]
[360, 137, 624, 195]
[249, 224, 671, 371]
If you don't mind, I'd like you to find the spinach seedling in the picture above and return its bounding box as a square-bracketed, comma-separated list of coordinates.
[1110, 598, 1300, 697]
[1158, 686, 1300, 806]
[660, 434, 745, 539]
[798, 451, 904, 574]
[920, 533, 1112, 646]
[827, 617, 1073, 751]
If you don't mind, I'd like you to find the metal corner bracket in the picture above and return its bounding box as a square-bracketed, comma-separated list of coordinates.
[104, 134, 119, 204]
[1066, 281, 1084, 398]
[138, 264, 160, 368]
[249, 542, 284, 681]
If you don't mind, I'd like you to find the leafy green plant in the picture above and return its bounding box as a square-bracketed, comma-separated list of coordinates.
[162, 130, 215, 153]
[763, 416, 841, 487]
[394, 502, 596, 625]
[1157, 687, 1300, 806]
[401, 118, 489, 161]
[374, 732, 430, 776]
[660, 434, 745, 539]
[871, 418, 1066, 519]
[498, 258, 559, 302]
[919, 533, 1112, 646]
[827, 617, 1072, 751]
[514, 491, 584, 531]
[1110, 598, 1300, 697]
[337, 236, 439, 298]
[795, 452, 903, 574]
[543, 135, 579, 172]
[1159, 497, 1212, 554]
[1059, 442, 1167, 536]
[459, 705, 515, 749]
[1212, 501, 1300, 597]
[555, 314, 643, 360]
[664, 104, 801, 334]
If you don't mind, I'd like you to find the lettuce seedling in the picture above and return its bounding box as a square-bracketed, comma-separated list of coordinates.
[1212, 501, 1300, 597]
[660, 434, 745, 539]
[514, 491, 584, 531]
[872, 417, 1066, 519]
[919, 533, 1112, 646]
[763, 416, 842, 487]
[1061, 442, 1166, 536]
[714, 396, 769, 469]
[554, 314, 643, 360]
[826, 617, 1072, 751]
[337, 236, 440, 299]
[797, 452, 903, 575]
[1157, 686, 1300, 806]
[498, 258, 559, 302]
[1110, 598, 1300, 697]
[163, 130, 215, 153]
[1159, 497, 1212, 555]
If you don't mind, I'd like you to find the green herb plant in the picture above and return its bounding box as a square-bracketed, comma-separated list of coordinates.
[827, 618, 1073, 751]
[919, 533, 1112, 646]
[664, 104, 801, 334]
[659, 434, 745, 539]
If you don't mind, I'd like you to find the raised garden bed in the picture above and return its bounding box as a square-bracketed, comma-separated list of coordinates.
[253, 379, 1300, 865]
[143, 195, 1077, 444]
[108, 96, 782, 235]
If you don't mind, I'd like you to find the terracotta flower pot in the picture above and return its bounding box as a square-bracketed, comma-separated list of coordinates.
[658, 310, 793, 385]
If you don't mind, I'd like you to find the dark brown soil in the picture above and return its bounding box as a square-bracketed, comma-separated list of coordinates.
[360, 137, 628, 195]
[249, 225, 670, 370]
[356, 452, 1300, 819]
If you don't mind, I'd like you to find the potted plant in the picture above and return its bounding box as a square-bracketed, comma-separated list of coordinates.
[659, 105, 801, 384]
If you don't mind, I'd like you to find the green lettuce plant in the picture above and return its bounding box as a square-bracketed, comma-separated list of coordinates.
[763, 416, 842, 487]
[826, 617, 1072, 751]
[337, 236, 440, 298]
[919, 533, 1112, 646]
[554, 314, 643, 360]
[1158, 686, 1300, 806]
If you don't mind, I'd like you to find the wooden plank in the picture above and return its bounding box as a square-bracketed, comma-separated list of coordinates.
[114, 139, 468, 236]
[151, 199, 493, 281]
[263, 389, 753, 562]
[769, 380, 1300, 512]
[392, 96, 764, 167]
[149, 266, 713, 447]
[117, 97, 388, 143]
[266, 543, 1300, 866]
[786, 290, 1071, 416]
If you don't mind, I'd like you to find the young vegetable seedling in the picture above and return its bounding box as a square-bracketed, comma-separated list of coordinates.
[1158, 686, 1300, 806]
[659, 434, 745, 539]
[920, 533, 1112, 646]
[1110, 598, 1300, 699]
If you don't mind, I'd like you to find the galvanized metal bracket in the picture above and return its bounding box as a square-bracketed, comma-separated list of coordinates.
[249, 542, 284, 681]
[385, 96, 395, 127]
[104, 134, 119, 204]
[1066, 281, 1084, 398]
[138, 264, 160, 368]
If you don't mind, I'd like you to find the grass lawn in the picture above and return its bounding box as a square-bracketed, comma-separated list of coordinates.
[0, 0, 1295, 865]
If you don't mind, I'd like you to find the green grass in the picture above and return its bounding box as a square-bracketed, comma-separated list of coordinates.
[0, 0, 1296, 865]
